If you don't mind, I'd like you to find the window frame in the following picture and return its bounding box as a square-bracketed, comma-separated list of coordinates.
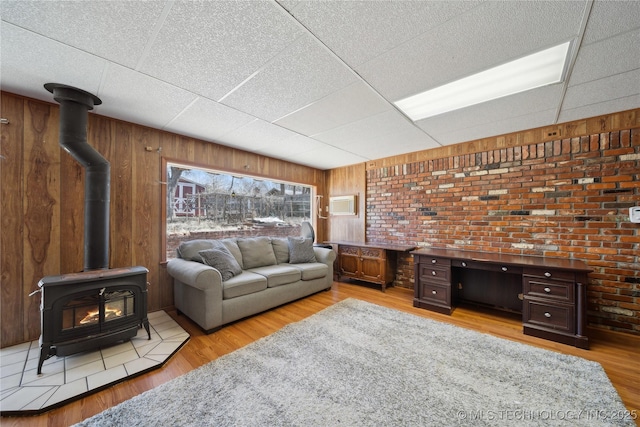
[160, 157, 318, 263]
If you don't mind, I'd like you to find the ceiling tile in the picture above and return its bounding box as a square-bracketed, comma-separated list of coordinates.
[218, 119, 299, 153]
[568, 30, 640, 87]
[274, 81, 391, 136]
[221, 33, 359, 122]
[562, 69, 640, 110]
[138, 1, 303, 101]
[97, 63, 198, 129]
[284, 0, 480, 67]
[0, 24, 106, 102]
[581, 1, 640, 45]
[314, 110, 439, 154]
[434, 109, 558, 147]
[164, 98, 255, 142]
[0, 0, 165, 68]
[558, 94, 640, 124]
[255, 134, 329, 158]
[285, 145, 369, 170]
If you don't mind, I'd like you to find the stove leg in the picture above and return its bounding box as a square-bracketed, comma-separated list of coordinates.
[142, 318, 151, 340]
[37, 345, 52, 375]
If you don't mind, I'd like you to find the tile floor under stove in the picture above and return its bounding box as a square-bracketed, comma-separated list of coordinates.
[0, 310, 189, 415]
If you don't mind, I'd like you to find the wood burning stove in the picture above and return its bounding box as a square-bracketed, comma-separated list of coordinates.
[37, 267, 150, 374]
[34, 83, 151, 374]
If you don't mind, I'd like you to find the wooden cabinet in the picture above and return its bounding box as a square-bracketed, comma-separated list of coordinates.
[331, 242, 415, 292]
[412, 248, 590, 349]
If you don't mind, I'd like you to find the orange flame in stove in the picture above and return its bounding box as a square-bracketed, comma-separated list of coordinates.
[80, 305, 123, 324]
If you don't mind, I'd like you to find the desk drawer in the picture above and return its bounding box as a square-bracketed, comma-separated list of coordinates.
[452, 259, 522, 274]
[419, 282, 450, 305]
[524, 300, 575, 333]
[419, 265, 450, 284]
[524, 268, 575, 282]
[524, 277, 574, 303]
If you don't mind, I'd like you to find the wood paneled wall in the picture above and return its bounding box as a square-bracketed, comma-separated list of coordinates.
[325, 163, 366, 242]
[0, 92, 327, 348]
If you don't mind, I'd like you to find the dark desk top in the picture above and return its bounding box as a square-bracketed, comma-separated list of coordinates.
[411, 247, 592, 272]
[326, 241, 416, 252]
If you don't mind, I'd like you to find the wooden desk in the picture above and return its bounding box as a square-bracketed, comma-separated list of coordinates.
[328, 241, 415, 292]
[412, 248, 591, 349]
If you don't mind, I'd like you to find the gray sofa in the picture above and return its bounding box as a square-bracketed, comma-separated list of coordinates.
[166, 236, 336, 333]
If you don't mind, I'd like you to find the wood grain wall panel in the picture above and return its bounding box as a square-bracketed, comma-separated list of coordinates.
[112, 121, 134, 268]
[132, 126, 163, 311]
[1, 93, 26, 347]
[23, 100, 60, 341]
[326, 163, 366, 243]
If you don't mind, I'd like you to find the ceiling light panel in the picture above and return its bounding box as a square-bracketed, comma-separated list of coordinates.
[395, 42, 571, 121]
[356, 1, 584, 102]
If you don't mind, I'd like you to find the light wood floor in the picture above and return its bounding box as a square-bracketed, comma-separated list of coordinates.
[3, 281, 639, 426]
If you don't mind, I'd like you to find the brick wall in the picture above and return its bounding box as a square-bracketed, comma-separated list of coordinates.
[366, 129, 640, 335]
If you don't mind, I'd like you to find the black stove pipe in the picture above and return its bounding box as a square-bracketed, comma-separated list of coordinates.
[45, 83, 109, 271]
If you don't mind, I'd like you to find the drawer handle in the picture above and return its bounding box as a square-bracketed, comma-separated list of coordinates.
[461, 262, 467, 267]
[544, 287, 551, 293]
[431, 290, 437, 295]
[544, 272, 551, 278]
[544, 312, 552, 318]
[501, 266, 508, 272]
[432, 271, 437, 276]
[431, 259, 437, 264]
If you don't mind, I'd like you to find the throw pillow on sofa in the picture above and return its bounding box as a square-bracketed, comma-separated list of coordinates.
[288, 236, 317, 263]
[177, 239, 218, 262]
[237, 237, 277, 269]
[199, 247, 243, 281]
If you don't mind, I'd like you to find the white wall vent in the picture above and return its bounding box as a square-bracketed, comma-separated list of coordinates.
[330, 195, 357, 216]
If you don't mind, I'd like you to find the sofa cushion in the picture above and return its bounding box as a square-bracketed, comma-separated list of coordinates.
[222, 271, 267, 299]
[176, 239, 217, 262]
[288, 262, 329, 281]
[199, 247, 243, 281]
[249, 265, 301, 288]
[271, 238, 290, 264]
[288, 236, 317, 263]
[237, 237, 277, 269]
[218, 238, 243, 268]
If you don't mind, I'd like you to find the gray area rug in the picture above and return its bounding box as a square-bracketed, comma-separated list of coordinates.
[75, 299, 634, 426]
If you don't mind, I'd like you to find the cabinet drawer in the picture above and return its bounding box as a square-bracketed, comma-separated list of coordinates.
[420, 282, 450, 305]
[419, 265, 450, 283]
[524, 300, 575, 333]
[339, 246, 360, 256]
[361, 247, 384, 259]
[523, 268, 575, 282]
[523, 277, 574, 303]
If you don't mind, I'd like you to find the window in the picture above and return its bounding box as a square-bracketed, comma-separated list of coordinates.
[164, 161, 315, 260]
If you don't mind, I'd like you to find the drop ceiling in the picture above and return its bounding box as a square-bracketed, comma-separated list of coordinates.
[1, 1, 638, 170]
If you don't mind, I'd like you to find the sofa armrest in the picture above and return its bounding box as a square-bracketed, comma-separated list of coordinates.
[166, 258, 223, 293]
[313, 247, 336, 265]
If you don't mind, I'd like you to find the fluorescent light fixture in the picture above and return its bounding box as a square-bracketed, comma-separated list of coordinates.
[394, 41, 571, 121]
